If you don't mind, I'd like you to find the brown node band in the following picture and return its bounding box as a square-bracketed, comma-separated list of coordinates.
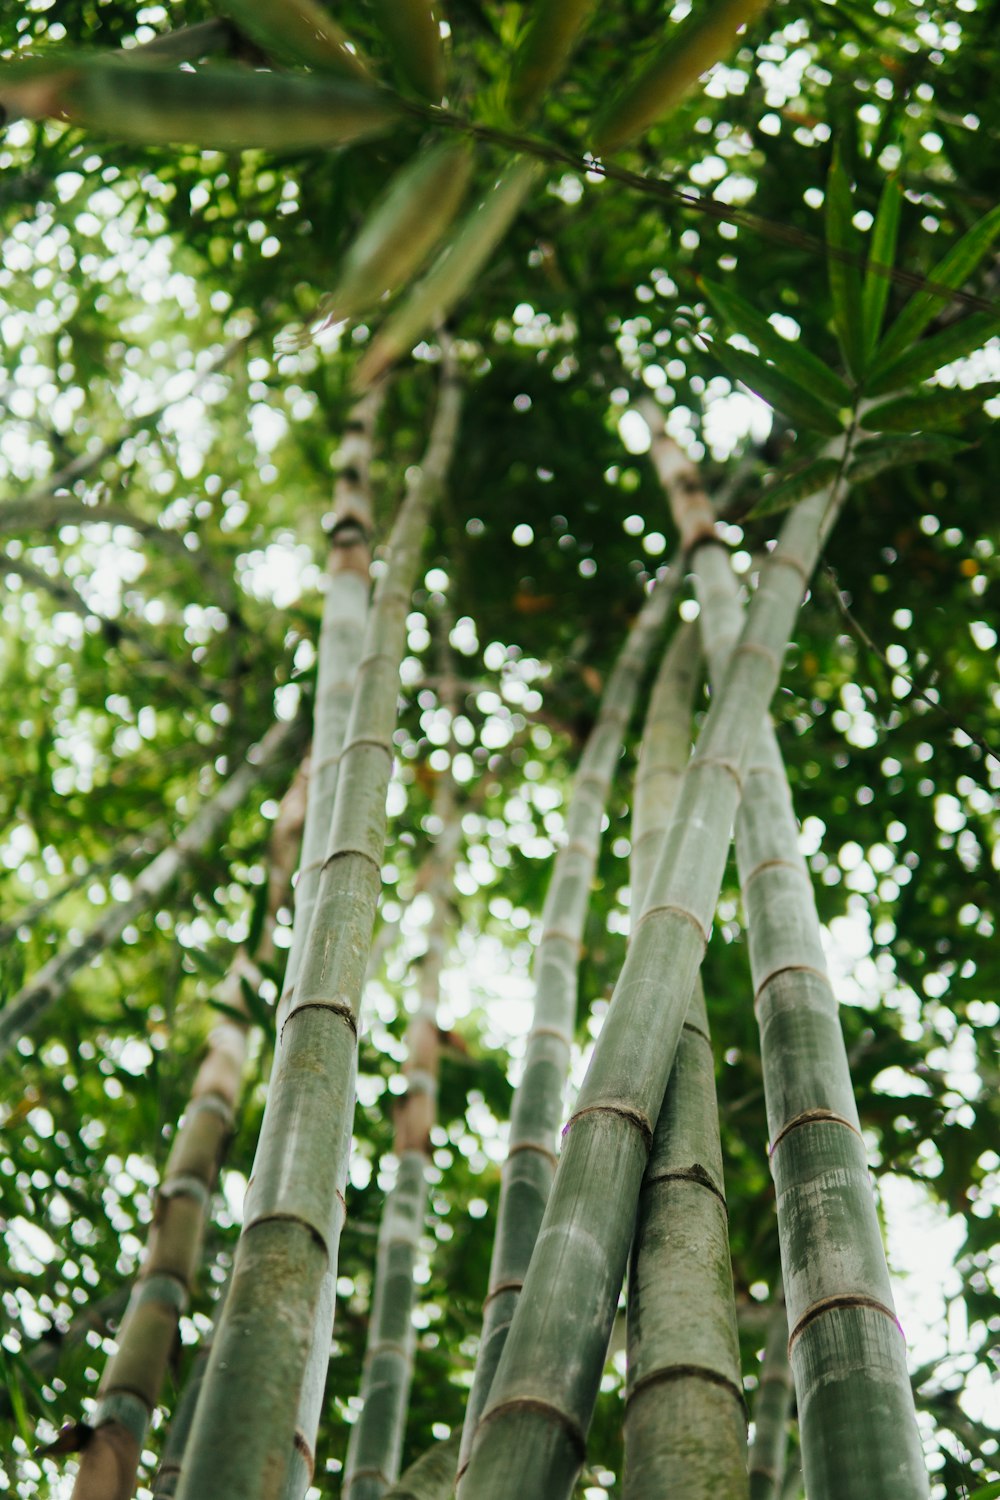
[646, 1165, 728, 1211]
[769, 1106, 863, 1154]
[688, 752, 743, 789]
[477, 1395, 587, 1459]
[788, 1292, 902, 1349]
[506, 1139, 559, 1167]
[753, 962, 831, 1010]
[635, 900, 709, 944]
[564, 1101, 653, 1150]
[483, 1278, 524, 1307]
[742, 855, 810, 888]
[627, 1362, 746, 1411]
[284, 999, 358, 1037]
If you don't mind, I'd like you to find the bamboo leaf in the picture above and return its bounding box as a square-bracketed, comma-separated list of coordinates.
[708, 341, 845, 435]
[239, 974, 275, 1034]
[699, 276, 853, 407]
[864, 382, 1000, 433]
[848, 433, 968, 484]
[748, 457, 842, 518]
[876, 202, 1000, 367]
[865, 311, 1000, 396]
[218, 0, 372, 78]
[245, 876, 271, 959]
[295, 139, 475, 340]
[368, 0, 445, 102]
[860, 171, 903, 360]
[356, 157, 539, 387]
[0, 56, 402, 151]
[825, 147, 866, 378]
[968, 1484, 1000, 1500]
[507, 0, 598, 122]
[593, 0, 770, 153]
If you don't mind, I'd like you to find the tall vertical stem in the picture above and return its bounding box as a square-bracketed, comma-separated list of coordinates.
[457, 573, 676, 1477]
[460, 467, 849, 1500]
[175, 363, 462, 1500]
[622, 622, 748, 1500]
[748, 1290, 793, 1500]
[646, 418, 928, 1500]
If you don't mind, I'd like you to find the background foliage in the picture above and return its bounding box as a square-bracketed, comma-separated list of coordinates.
[0, 1, 998, 1496]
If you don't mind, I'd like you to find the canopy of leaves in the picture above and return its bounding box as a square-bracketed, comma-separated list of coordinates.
[0, 2, 998, 1498]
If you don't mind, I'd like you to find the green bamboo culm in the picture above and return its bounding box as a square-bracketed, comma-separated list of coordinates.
[459, 463, 851, 1500]
[0, 57, 402, 150]
[343, 761, 461, 1500]
[748, 1290, 794, 1500]
[150, 1288, 221, 1499]
[174, 361, 462, 1500]
[644, 422, 929, 1500]
[384, 1434, 462, 1500]
[457, 573, 677, 1479]
[623, 622, 748, 1500]
[277, 389, 381, 1029]
[70, 773, 307, 1500]
[0, 715, 299, 1061]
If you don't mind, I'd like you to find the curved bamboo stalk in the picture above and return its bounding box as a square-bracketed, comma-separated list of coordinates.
[646, 423, 928, 1500]
[748, 1290, 793, 1500]
[174, 362, 462, 1500]
[343, 758, 461, 1500]
[623, 623, 747, 1500]
[69, 769, 306, 1500]
[0, 714, 300, 1060]
[459, 462, 851, 1500]
[383, 1433, 461, 1500]
[457, 573, 675, 1478]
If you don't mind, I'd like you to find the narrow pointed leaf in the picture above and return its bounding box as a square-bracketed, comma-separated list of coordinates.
[748, 457, 842, 518]
[860, 172, 903, 360]
[876, 202, 1000, 367]
[219, 0, 372, 78]
[507, 0, 598, 121]
[865, 311, 1000, 396]
[593, 0, 770, 153]
[0, 57, 401, 150]
[848, 433, 968, 484]
[356, 158, 539, 387]
[700, 276, 853, 407]
[864, 381, 1000, 433]
[369, 0, 445, 102]
[709, 342, 845, 435]
[825, 148, 866, 378]
[299, 139, 474, 338]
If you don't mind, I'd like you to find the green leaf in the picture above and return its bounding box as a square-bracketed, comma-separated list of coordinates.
[219, 0, 372, 79]
[368, 0, 445, 102]
[876, 202, 1000, 367]
[863, 381, 1000, 433]
[507, 0, 598, 121]
[239, 973, 275, 1035]
[825, 147, 866, 378]
[245, 877, 271, 960]
[865, 312, 1000, 396]
[708, 342, 845, 435]
[0, 55, 402, 151]
[592, 0, 769, 153]
[747, 457, 842, 518]
[699, 277, 853, 407]
[861, 172, 903, 360]
[848, 433, 968, 484]
[968, 1484, 1000, 1500]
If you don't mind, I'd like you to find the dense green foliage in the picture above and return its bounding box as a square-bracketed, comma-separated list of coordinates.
[0, 1, 998, 1497]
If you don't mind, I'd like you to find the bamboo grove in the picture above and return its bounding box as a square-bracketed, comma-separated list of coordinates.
[1, 3, 998, 1500]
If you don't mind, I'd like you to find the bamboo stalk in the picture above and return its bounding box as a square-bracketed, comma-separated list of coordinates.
[69, 769, 306, 1500]
[174, 362, 462, 1500]
[343, 753, 461, 1500]
[622, 621, 747, 1500]
[278, 389, 381, 1029]
[748, 1290, 793, 1500]
[457, 574, 675, 1478]
[0, 714, 300, 1060]
[646, 422, 929, 1500]
[383, 1433, 461, 1500]
[458, 460, 851, 1500]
